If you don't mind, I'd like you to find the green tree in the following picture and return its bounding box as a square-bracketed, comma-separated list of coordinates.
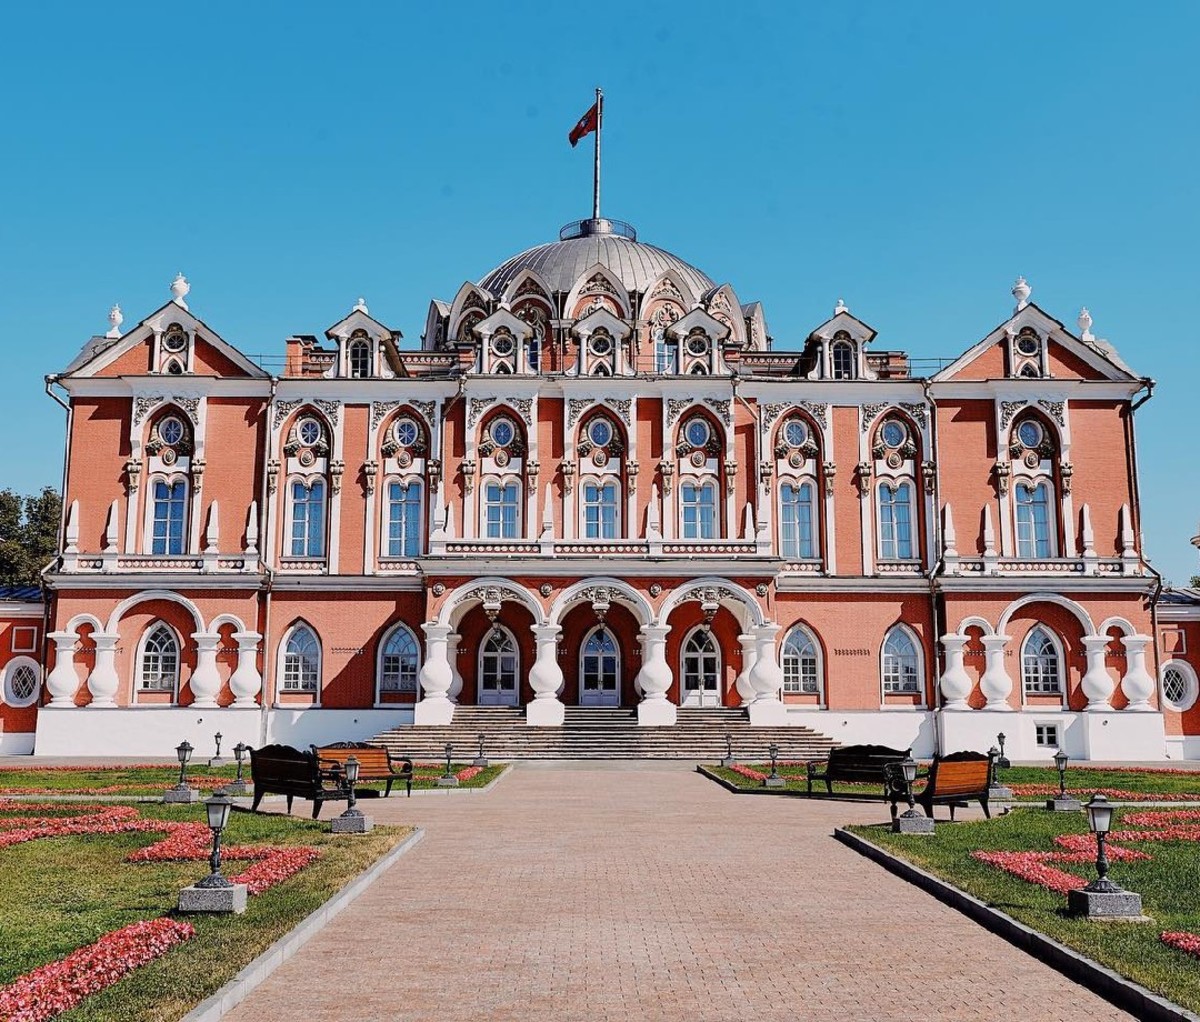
[0, 487, 61, 588]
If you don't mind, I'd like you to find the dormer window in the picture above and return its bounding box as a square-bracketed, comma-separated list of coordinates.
[492, 333, 515, 357]
[348, 338, 371, 378]
[1012, 328, 1045, 377]
[832, 340, 855, 380]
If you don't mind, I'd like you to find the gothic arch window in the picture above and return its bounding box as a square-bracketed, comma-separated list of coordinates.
[580, 625, 620, 705]
[681, 627, 721, 701]
[779, 480, 816, 559]
[348, 337, 371, 379]
[877, 481, 915, 560]
[384, 478, 423, 557]
[831, 340, 855, 380]
[782, 625, 822, 698]
[377, 623, 420, 700]
[1021, 626, 1063, 696]
[881, 626, 921, 696]
[280, 623, 320, 694]
[136, 623, 180, 699]
[479, 626, 519, 706]
[165, 358, 185, 375]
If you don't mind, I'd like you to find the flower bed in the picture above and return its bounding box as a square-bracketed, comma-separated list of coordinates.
[1007, 784, 1200, 802]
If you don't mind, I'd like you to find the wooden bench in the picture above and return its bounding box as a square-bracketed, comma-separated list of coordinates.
[887, 750, 994, 822]
[314, 741, 414, 798]
[249, 743, 350, 819]
[806, 744, 912, 796]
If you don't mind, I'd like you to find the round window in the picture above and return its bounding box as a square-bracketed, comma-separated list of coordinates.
[684, 418, 710, 449]
[492, 334, 515, 357]
[393, 418, 419, 448]
[1162, 663, 1198, 712]
[784, 419, 809, 448]
[589, 334, 613, 357]
[1017, 420, 1044, 449]
[686, 333, 709, 357]
[490, 418, 515, 448]
[588, 419, 613, 448]
[297, 417, 322, 447]
[159, 416, 185, 447]
[881, 420, 907, 449]
[162, 328, 187, 353]
[1015, 333, 1041, 357]
[3, 658, 40, 708]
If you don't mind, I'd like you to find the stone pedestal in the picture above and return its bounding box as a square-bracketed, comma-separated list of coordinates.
[330, 810, 374, 834]
[637, 699, 677, 726]
[1046, 797, 1082, 812]
[720, 756, 736, 768]
[988, 785, 1013, 800]
[747, 699, 788, 726]
[764, 775, 786, 789]
[437, 775, 459, 787]
[893, 812, 935, 835]
[222, 780, 249, 796]
[526, 698, 565, 726]
[208, 758, 227, 768]
[163, 786, 199, 804]
[1068, 886, 1145, 919]
[472, 757, 489, 769]
[178, 882, 248, 914]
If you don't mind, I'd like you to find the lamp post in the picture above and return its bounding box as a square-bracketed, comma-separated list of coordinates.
[1068, 795, 1144, 919]
[177, 793, 248, 913]
[764, 743, 785, 788]
[164, 740, 199, 803]
[1046, 749, 1080, 811]
[332, 755, 374, 833]
[209, 731, 226, 767]
[225, 741, 249, 796]
[892, 755, 934, 834]
[438, 742, 459, 787]
[987, 744, 1012, 801]
[473, 733, 489, 769]
[996, 732, 1011, 770]
[720, 731, 735, 768]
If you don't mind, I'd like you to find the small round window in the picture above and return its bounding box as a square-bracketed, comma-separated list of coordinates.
[684, 418, 710, 449]
[1017, 420, 1044, 450]
[1161, 662, 1198, 712]
[589, 333, 613, 357]
[1015, 333, 1041, 357]
[297, 417, 323, 447]
[588, 419, 613, 448]
[686, 333, 709, 357]
[492, 334, 515, 357]
[162, 328, 187, 353]
[783, 419, 809, 448]
[490, 418, 515, 448]
[393, 418, 419, 448]
[159, 416, 185, 447]
[880, 420, 907, 449]
[3, 658, 40, 708]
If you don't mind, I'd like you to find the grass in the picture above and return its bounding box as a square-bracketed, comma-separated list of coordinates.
[0, 800, 412, 1021]
[845, 808, 1200, 1014]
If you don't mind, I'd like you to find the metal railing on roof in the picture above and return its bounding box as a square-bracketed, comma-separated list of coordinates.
[558, 218, 638, 241]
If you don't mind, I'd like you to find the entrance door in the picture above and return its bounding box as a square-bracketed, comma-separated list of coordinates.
[580, 627, 620, 706]
[479, 626, 519, 706]
[681, 627, 722, 707]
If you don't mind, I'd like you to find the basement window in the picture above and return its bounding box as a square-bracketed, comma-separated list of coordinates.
[1034, 724, 1059, 748]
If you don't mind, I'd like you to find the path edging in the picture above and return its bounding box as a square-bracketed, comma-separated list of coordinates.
[835, 827, 1200, 1022]
[179, 827, 425, 1022]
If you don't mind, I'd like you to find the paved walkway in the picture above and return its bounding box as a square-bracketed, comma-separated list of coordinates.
[226, 763, 1132, 1022]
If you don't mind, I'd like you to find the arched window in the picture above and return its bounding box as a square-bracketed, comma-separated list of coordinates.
[655, 338, 678, 374]
[680, 481, 717, 540]
[288, 479, 326, 557]
[386, 480, 423, 557]
[582, 480, 619, 539]
[483, 480, 521, 539]
[580, 626, 620, 706]
[780, 481, 816, 559]
[1015, 482, 1055, 558]
[878, 482, 914, 560]
[782, 626, 820, 695]
[137, 624, 180, 695]
[150, 479, 188, 555]
[832, 341, 855, 380]
[281, 625, 320, 692]
[681, 627, 721, 704]
[348, 338, 371, 379]
[881, 627, 921, 694]
[1021, 626, 1062, 695]
[378, 624, 419, 695]
[525, 336, 540, 371]
[479, 626, 519, 705]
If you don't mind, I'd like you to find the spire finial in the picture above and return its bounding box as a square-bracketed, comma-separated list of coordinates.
[354, 296, 368, 314]
[106, 303, 123, 339]
[834, 297, 849, 317]
[1011, 276, 1031, 312]
[1077, 307, 1094, 342]
[170, 272, 190, 309]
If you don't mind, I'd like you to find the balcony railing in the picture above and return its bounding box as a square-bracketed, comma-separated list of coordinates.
[61, 553, 256, 574]
[944, 556, 1142, 577]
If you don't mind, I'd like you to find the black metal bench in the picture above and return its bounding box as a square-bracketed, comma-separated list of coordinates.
[249, 743, 350, 819]
[806, 743, 912, 796]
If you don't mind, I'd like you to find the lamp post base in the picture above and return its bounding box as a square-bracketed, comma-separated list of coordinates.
[988, 785, 1013, 800]
[893, 812, 935, 835]
[437, 776, 459, 787]
[1068, 886, 1145, 920]
[331, 810, 374, 834]
[472, 757, 489, 769]
[222, 780, 249, 796]
[1046, 797, 1082, 812]
[720, 757, 736, 768]
[163, 786, 199, 804]
[178, 882, 248, 914]
[208, 757, 227, 768]
[764, 776, 786, 789]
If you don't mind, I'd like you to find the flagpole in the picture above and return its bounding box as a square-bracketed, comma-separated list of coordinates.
[592, 87, 603, 221]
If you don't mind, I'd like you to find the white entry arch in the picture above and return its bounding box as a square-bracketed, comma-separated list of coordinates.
[997, 592, 1096, 638]
[655, 577, 766, 630]
[548, 577, 654, 628]
[435, 577, 545, 628]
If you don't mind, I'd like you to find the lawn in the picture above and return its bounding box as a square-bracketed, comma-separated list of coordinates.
[0, 799, 412, 1021]
[845, 807, 1200, 1014]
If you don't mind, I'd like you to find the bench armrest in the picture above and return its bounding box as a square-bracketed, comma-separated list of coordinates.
[806, 759, 827, 779]
[387, 754, 414, 775]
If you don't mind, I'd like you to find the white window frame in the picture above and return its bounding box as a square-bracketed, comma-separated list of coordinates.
[478, 625, 520, 705]
[880, 625, 924, 703]
[144, 473, 190, 555]
[579, 625, 621, 705]
[782, 625, 823, 703]
[376, 622, 421, 703]
[681, 626, 722, 704]
[1021, 625, 1065, 700]
[482, 476, 522, 539]
[382, 476, 424, 558]
[2, 655, 41, 708]
[779, 478, 817, 560]
[347, 337, 372, 379]
[286, 475, 328, 559]
[1160, 659, 1199, 713]
[278, 623, 321, 701]
[580, 476, 621, 540]
[831, 340, 856, 380]
[876, 479, 916, 560]
[134, 623, 181, 702]
[1014, 478, 1057, 558]
[680, 478, 718, 540]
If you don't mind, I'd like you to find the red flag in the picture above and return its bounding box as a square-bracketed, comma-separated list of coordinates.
[569, 102, 599, 147]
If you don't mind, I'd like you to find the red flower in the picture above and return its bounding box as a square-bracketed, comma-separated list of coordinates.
[1162, 931, 1200, 959]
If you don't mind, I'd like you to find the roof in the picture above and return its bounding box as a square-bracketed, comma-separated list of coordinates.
[1159, 587, 1200, 606]
[0, 584, 42, 604]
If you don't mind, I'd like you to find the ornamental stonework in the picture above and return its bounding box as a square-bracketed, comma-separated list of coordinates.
[860, 403, 889, 431]
[273, 399, 302, 430]
[133, 396, 165, 427]
[999, 401, 1028, 430]
[467, 397, 497, 429]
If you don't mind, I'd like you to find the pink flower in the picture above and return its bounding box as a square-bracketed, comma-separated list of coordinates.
[730, 764, 768, 782]
[1162, 931, 1200, 959]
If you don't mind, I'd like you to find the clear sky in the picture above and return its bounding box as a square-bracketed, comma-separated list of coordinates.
[0, 2, 1196, 581]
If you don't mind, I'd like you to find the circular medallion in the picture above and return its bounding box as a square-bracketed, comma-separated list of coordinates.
[1024, 451, 1040, 469]
[755, 583, 769, 597]
[298, 449, 316, 468]
[690, 450, 706, 468]
[788, 451, 805, 469]
[432, 582, 445, 597]
[494, 449, 510, 468]
[161, 447, 177, 466]
[784, 419, 809, 448]
[396, 450, 413, 469]
[887, 451, 904, 469]
[593, 450, 608, 468]
[881, 420, 907, 449]
[539, 583, 553, 598]
[649, 583, 663, 597]
[684, 418, 710, 449]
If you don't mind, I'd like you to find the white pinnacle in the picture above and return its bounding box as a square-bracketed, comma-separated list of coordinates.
[1077, 307, 1094, 342]
[1011, 276, 1031, 312]
[106, 303, 123, 339]
[170, 273, 190, 309]
[354, 296, 368, 314]
[834, 298, 849, 317]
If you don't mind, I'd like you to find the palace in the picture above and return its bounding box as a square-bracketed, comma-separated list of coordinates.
[0, 214, 1193, 760]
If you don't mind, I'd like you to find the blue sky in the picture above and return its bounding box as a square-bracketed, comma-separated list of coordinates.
[1, 2, 1196, 580]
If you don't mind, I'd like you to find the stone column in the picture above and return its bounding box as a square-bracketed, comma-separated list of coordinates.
[527, 624, 565, 726]
[229, 631, 263, 706]
[979, 635, 1015, 710]
[189, 632, 222, 708]
[86, 632, 120, 708]
[735, 633, 757, 705]
[635, 624, 675, 726]
[45, 630, 81, 706]
[1119, 635, 1156, 711]
[414, 622, 455, 725]
[937, 634, 972, 709]
[748, 623, 787, 725]
[446, 632, 464, 704]
[1080, 635, 1115, 711]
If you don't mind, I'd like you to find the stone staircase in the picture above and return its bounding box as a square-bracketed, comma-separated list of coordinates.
[367, 705, 839, 762]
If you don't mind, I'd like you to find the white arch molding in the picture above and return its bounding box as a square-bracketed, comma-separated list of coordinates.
[996, 592, 1096, 638]
[655, 577, 766, 629]
[548, 578, 654, 628]
[435, 577, 545, 627]
[105, 590, 206, 634]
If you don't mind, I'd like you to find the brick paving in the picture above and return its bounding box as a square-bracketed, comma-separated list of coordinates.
[225, 762, 1133, 1022]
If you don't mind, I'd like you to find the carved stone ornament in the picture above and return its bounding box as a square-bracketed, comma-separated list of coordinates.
[267, 459, 281, 495]
[468, 398, 496, 429]
[567, 399, 593, 428]
[461, 459, 476, 497]
[427, 458, 442, 481]
[667, 398, 693, 427]
[432, 582, 446, 597]
[860, 403, 889, 432]
[133, 395, 165, 427]
[579, 273, 620, 300]
[539, 583, 553, 598]
[1060, 462, 1074, 496]
[901, 402, 928, 429]
[170, 396, 201, 424]
[761, 403, 789, 430]
[649, 583, 663, 598]
[1038, 399, 1066, 426]
[191, 457, 206, 491]
[315, 399, 340, 427]
[626, 461, 639, 496]
[993, 460, 1010, 496]
[725, 461, 738, 496]
[562, 461, 576, 495]
[505, 397, 533, 426]
[705, 397, 732, 426]
[371, 401, 400, 430]
[526, 460, 539, 496]
[273, 399, 302, 430]
[463, 584, 523, 614]
[363, 460, 378, 495]
[755, 583, 769, 598]
[605, 397, 633, 425]
[658, 460, 675, 497]
[329, 459, 345, 494]
[921, 460, 937, 494]
[652, 277, 684, 302]
[823, 461, 837, 497]
[800, 401, 829, 428]
[999, 400, 1028, 431]
[760, 460, 774, 494]
[124, 458, 142, 495]
[855, 461, 873, 496]
[412, 399, 437, 430]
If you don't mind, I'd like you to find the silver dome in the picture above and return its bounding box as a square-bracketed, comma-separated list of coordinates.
[479, 219, 715, 298]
